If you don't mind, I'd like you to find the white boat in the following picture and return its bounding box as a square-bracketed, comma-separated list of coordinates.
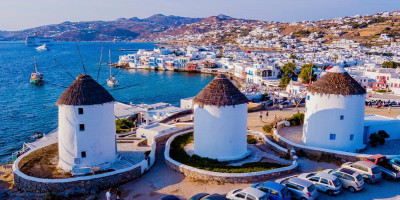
[26, 32, 54, 46]
[106, 49, 119, 87]
[107, 76, 119, 87]
[36, 44, 48, 51]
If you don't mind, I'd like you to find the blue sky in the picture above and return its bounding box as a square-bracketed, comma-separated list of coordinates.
[0, 0, 399, 31]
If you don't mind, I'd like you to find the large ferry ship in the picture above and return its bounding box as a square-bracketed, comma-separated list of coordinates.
[25, 32, 54, 46]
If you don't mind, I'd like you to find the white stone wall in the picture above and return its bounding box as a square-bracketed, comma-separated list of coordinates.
[303, 93, 365, 152]
[193, 103, 247, 161]
[58, 103, 117, 172]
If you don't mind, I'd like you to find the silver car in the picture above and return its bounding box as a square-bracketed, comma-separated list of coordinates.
[298, 172, 342, 196]
[342, 161, 382, 184]
[276, 177, 319, 200]
[324, 168, 364, 192]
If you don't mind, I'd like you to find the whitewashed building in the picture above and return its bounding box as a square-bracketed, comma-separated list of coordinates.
[303, 67, 366, 152]
[193, 74, 249, 161]
[57, 74, 117, 174]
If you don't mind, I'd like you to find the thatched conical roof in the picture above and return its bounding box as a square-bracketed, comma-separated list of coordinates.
[308, 66, 366, 96]
[193, 74, 248, 107]
[56, 74, 114, 106]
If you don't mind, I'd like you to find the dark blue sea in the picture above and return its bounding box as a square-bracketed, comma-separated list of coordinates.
[0, 42, 214, 163]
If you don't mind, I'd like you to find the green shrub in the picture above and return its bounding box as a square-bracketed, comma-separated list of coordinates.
[369, 131, 390, 146]
[247, 136, 257, 144]
[263, 124, 274, 133]
[170, 133, 285, 173]
[288, 113, 304, 126]
[378, 130, 390, 139]
[116, 118, 135, 133]
[369, 133, 381, 147]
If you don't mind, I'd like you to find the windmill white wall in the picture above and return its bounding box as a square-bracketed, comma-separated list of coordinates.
[303, 93, 365, 152]
[194, 103, 248, 161]
[58, 102, 117, 172]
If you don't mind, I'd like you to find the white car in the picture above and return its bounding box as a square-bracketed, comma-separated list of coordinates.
[324, 168, 364, 192]
[298, 172, 342, 196]
[226, 187, 269, 200]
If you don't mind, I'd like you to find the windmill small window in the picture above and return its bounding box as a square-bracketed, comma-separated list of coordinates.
[79, 124, 85, 131]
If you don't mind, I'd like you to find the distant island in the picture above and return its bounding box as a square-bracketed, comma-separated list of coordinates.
[1, 11, 399, 48]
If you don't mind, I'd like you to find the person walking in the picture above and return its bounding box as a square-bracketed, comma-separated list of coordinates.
[259, 111, 263, 121]
[116, 189, 122, 200]
[389, 105, 392, 114]
[106, 188, 112, 200]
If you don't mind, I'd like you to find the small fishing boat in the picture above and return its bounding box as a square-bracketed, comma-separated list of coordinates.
[30, 57, 44, 85]
[36, 44, 48, 51]
[106, 49, 119, 87]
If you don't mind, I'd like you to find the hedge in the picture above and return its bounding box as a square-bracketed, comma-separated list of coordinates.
[170, 133, 285, 173]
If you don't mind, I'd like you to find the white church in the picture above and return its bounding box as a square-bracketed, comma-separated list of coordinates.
[56, 74, 117, 174]
[192, 74, 249, 161]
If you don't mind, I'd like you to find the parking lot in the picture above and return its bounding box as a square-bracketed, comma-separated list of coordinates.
[322, 180, 400, 200]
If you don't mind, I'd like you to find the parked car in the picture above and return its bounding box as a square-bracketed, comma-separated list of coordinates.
[251, 181, 292, 200]
[189, 193, 229, 200]
[390, 156, 400, 170]
[298, 172, 342, 196]
[342, 161, 382, 184]
[323, 168, 364, 192]
[365, 154, 400, 180]
[276, 177, 319, 200]
[226, 187, 268, 200]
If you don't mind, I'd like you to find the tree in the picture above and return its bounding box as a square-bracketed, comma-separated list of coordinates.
[289, 54, 298, 60]
[299, 64, 317, 84]
[382, 61, 400, 68]
[281, 63, 297, 77]
[280, 76, 291, 89]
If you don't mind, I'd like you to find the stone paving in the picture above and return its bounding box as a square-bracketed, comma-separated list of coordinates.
[229, 145, 292, 166]
[117, 142, 151, 166]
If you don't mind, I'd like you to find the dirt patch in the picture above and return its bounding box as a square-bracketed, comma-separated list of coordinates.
[0, 164, 13, 189]
[19, 143, 72, 179]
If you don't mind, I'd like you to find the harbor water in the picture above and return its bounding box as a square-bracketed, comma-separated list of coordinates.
[0, 42, 214, 163]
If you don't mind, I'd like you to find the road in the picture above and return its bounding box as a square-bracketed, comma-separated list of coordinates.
[322, 180, 400, 200]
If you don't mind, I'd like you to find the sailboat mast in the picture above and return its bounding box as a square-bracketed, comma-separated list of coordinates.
[34, 56, 37, 73]
[109, 49, 112, 78]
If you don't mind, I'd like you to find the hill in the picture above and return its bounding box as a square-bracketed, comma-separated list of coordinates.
[0, 14, 202, 42]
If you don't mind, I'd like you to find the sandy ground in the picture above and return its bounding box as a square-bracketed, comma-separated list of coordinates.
[247, 107, 305, 132]
[0, 165, 12, 190]
[365, 106, 400, 118]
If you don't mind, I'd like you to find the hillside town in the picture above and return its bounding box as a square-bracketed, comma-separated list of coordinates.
[118, 22, 400, 100]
